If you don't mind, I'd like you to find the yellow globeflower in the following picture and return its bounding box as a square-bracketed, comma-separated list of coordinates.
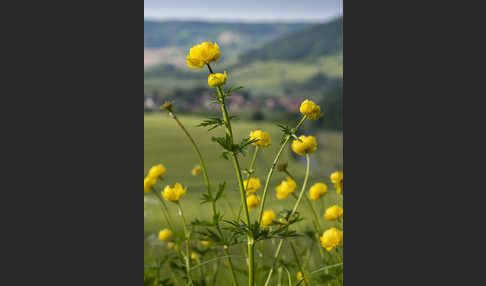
[158, 228, 173, 242]
[299, 99, 323, 120]
[244, 177, 262, 194]
[147, 164, 166, 180]
[191, 165, 202, 176]
[144, 176, 156, 193]
[330, 171, 344, 194]
[324, 205, 343, 221]
[246, 194, 260, 210]
[297, 271, 309, 283]
[162, 183, 187, 203]
[309, 182, 328, 200]
[208, 71, 227, 87]
[201, 240, 213, 247]
[186, 42, 221, 69]
[291, 135, 317, 155]
[249, 130, 271, 147]
[261, 210, 276, 228]
[275, 177, 297, 199]
[320, 227, 343, 251]
[191, 253, 199, 260]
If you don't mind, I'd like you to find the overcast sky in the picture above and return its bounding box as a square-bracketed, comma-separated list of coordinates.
[144, 0, 342, 23]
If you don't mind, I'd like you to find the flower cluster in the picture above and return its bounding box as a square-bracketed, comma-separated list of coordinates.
[309, 182, 328, 200]
[186, 42, 221, 69]
[331, 171, 344, 194]
[275, 177, 297, 199]
[244, 177, 261, 194]
[158, 228, 173, 242]
[300, 99, 323, 120]
[162, 183, 187, 203]
[144, 164, 166, 193]
[320, 227, 343, 251]
[324, 205, 343, 221]
[291, 135, 318, 155]
[208, 71, 227, 87]
[261, 210, 276, 228]
[249, 130, 271, 147]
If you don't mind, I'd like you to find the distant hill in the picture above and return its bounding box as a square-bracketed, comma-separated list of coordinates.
[144, 21, 310, 59]
[239, 17, 342, 62]
[144, 18, 343, 100]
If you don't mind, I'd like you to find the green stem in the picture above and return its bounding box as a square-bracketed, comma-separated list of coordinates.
[150, 189, 186, 268]
[151, 189, 175, 231]
[168, 112, 240, 286]
[264, 154, 311, 286]
[208, 63, 253, 286]
[237, 146, 259, 222]
[289, 240, 308, 285]
[176, 202, 193, 285]
[257, 116, 307, 224]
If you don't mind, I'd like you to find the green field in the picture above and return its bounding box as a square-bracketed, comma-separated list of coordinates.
[144, 113, 343, 284]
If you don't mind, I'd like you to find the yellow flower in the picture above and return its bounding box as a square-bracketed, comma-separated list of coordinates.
[244, 177, 262, 194]
[166, 242, 176, 249]
[299, 99, 323, 120]
[186, 42, 221, 69]
[191, 253, 199, 260]
[330, 171, 343, 194]
[291, 135, 317, 155]
[162, 183, 187, 202]
[320, 227, 343, 251]
[201, 240, 213, 247]
[208, 71, 227, 87]
[261, 210, 276, 228]
[297, 271, 309, 283]
[158, 228, 173, 242]
[324, 205, 343, 221]
[275, 177, 297, 199]
[147, 164, 166, 180]
[144, 176, 156, 193]
[309, 182, 328, 200]
[246, 194, 260, 210]
[191, 165, 202, 176]
[249, 130, 271, 147]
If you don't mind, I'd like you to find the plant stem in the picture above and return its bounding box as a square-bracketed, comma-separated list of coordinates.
[257, 116, 307, 224]
[176, 202, 193, 285]
[289, 240, 308, 285]
[150, 189, 186, 265]
[207, 63, 254, 286]
[151, 189, 175, 231]
[237, 146, 259, 222]
[168, 112, 240, 286]
[264, 154, 311, 286]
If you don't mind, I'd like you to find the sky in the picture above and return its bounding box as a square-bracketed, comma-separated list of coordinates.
[144, 0, 342, 23]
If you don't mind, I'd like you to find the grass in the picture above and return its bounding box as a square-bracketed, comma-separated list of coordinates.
[144, 113, 343, 284]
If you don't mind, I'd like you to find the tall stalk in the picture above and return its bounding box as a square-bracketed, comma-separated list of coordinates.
[264, 154, 311, 286]
[151, 189, 186, 262]
[165, 109, 239, 286]
[177, 202, 193, 285]
[176, 202, 193, 285]
[207, 64, 254, 286]
[257, 116, 307, 224]
[237, 146, 259, 222]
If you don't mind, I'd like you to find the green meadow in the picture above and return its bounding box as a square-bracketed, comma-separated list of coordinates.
[144, 113, 343, 284]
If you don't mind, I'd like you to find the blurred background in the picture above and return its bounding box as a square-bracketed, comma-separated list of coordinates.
[144, 0, 343, 267]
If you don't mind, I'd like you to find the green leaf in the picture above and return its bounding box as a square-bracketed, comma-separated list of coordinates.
[197, 117, 224, 131]
[214, 182, 226, 202]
